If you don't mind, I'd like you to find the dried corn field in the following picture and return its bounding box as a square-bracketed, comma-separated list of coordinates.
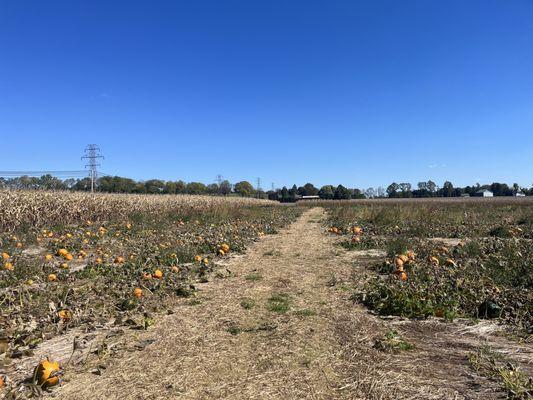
[0, 190, 275, 232]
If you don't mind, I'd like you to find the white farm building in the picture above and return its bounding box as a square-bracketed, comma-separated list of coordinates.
[475, 189, 493, 197]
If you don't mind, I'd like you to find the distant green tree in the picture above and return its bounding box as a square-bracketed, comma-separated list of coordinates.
[207, 183, 219, 195]
[334, 185, 351, 199]
[145, 179, 166, 194]
[219, 180, 232, 196]
[386, 182, 400, 198]
[175, 180, 186, 194]
[234, 181, 255, 197]
[165, 181, 177, 194]
[442, 181, 454, 197]
[319, 185, 335, 199]
[186, 182, 207, 195]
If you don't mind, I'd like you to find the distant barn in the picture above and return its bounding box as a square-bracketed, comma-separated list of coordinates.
[298, 195, 320, 201]
[474, 189, 493, 197]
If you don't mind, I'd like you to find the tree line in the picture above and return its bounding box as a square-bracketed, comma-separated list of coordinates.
[0, 175, 531, 199]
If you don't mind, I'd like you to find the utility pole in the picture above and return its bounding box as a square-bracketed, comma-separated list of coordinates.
[81, 144, 104, 193]
[256, 177, 262, 198]
[271, 182, 275, 192]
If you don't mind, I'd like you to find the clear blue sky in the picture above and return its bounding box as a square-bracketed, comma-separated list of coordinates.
[1, 1, 532, 189]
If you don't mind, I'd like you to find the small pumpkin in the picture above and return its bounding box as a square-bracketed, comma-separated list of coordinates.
[48, 274, 58, 282]
[57, 249, 68, 257]
[4, 262, 14, 271]
[399, 271, 408, 281]
[220, 243, 230, 253]
[34, 358, 62, 388]
[2, 252, 10, 261]
[114, 256, 125, 264]
[133, 287, 143, 298]
[153, 269, 163, 279]
[194, 255, 202, 262]
[58, 310, 72, 322]
[45, 254, 53, 261]
[445, 258, 456, 266]
[429, 256, 439, 266]
[394, 257, 404, 269]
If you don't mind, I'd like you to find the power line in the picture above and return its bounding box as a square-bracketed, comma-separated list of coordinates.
[81, 144, 104, 193]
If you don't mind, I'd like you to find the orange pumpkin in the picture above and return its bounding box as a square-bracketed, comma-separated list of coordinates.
[45, 254, 53, 261]
[153, 269, 163, 279]
[34, 358, 62, 388]
[394, 257, 404, 269]
[114, 256, 125, 264]
[58, 310, 72, 322]
[220, 243, 230, 253]
[352, 226, 362, 235]
[57, 249, 68, 257]
[4, 262, 14, 271]
[399, 271, 408, 281]
[48, 274, 57, 282]
[133, 287, 143, 298]
[142, 272, 152, 280]
[194, 255, 202, 262]
[2, 252, 10, 261]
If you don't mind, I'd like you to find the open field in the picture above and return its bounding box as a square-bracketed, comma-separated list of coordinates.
[0, 194, 532, 399]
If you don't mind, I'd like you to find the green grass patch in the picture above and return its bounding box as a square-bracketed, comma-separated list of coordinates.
[245, 272, 263, 281]
[267, 293, 291, 313]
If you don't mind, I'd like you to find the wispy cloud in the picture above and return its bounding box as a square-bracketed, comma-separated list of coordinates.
[428, 163, 447, 169]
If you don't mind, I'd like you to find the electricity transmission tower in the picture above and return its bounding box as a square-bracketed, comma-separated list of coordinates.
[81, 144, 104, 193]
[216, 174, 223, 185]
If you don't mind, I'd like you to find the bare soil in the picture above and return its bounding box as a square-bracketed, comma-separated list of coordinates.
[44, 208, 531, 399]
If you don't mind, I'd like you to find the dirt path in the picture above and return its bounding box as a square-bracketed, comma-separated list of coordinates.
[54, 208, 528, 400]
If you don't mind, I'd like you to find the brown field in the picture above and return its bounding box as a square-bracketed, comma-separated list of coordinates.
[0, 193, 531, 399]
